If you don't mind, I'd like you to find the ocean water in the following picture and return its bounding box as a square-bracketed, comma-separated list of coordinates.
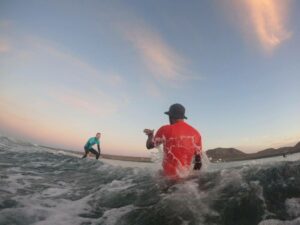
[1, 136, 300, 225]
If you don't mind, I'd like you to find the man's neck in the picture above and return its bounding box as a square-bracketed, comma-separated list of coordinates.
[170, 119, 184, 125]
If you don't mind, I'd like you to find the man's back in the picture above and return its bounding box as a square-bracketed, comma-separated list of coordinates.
[154, 121, 202, 177]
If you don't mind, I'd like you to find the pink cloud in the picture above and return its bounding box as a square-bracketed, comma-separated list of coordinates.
[246, 0, 292, 51]
[229, 0, 292, 52]
[119, 21, 188, 82]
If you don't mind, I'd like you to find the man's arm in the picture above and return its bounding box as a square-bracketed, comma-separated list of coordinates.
[144, 129, 155, 149]
[193, 134, 202, 170]
[97, 144, 101, 154]
[193, 154, 202, 170]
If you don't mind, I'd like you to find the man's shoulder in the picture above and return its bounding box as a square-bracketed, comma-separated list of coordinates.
[158, 124, 171, 131]
[88, 137, 97, 142]
[155, 124, 171, 136]
[160, 124, 171, 129]
[184, 122, 201, 137]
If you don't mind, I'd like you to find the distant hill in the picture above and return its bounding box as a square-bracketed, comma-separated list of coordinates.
[206, 142, 300, 162]
[206, 148, 246, 162]
[42, 142, 300, 163]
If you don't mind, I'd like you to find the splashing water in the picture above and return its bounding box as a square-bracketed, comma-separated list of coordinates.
[149, 145, 164, 165]
[1, 136, 300, 225]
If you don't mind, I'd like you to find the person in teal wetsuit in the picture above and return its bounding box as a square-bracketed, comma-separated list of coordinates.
[82, 133, 101, 159]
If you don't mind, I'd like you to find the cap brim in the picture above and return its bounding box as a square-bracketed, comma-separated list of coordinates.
[164, 111, 187, 119]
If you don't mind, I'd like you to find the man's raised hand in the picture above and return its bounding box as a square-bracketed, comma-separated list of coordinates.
[143, 129, 154, 136]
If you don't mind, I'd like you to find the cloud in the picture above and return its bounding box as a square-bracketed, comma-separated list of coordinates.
[145, 82, 162, 98]
[7, 35, 125, 87]
[247, 0, 292, 50]
[229, 0, 292, 52]
[38, 53, 127, 116]
[1, 34, 130, 130]
[0, 20, 12, 30]
[29, 37, 103, 77]
[0, 38, 10, 53]
[106, 73, 123, 86]
[119, 21, 188, 82]
[52, 90, 120, 117]
[0, 21, 13, 53]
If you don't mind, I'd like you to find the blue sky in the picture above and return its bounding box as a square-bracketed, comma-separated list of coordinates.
[0, 0, 299, 156]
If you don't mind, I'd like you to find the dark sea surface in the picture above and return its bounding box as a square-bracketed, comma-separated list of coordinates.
[1, 136, 300, 225]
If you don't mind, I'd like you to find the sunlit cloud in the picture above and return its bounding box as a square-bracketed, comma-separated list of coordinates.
[119, 21, 188, 81]
[247, 0, 291, 50]
[229, 0, 292, 52]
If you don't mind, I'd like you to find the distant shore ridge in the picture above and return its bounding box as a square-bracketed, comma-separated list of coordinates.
[41, 141, 300, 163]
[206, 141, 300, 162]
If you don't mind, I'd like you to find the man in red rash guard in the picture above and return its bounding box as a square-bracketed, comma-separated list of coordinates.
[144, 103, 202, 179]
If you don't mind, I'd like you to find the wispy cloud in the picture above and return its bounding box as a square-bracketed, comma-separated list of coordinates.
[1, 35, 130, 130]
[52, 90, 120, 117]
[146, 82, 162, 98]
[29, 37, 103, 78]
[228, 0, 292, 52]
[10, 36, 124, 87]
[0, 20, 12, 29]
[246, 0, 291, 50]
[32, 40, 129, 116]
[119, 21, 188, 82]
[0, 38, 10, 53]
[106, 73, 123, 87]
[0, 21, 12, 53]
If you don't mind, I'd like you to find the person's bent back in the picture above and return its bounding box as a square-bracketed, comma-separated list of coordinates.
[82, 133, 101, 160]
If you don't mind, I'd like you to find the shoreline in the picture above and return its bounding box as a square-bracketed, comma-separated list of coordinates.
[40, 144, 300, 164]
[40, 145, 152, 163]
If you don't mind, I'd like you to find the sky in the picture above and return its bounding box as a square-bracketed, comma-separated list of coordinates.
[0, 0, 300, 156]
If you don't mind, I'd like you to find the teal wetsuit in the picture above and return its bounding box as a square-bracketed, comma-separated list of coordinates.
[85, 137, 100, 149]
[83, 137, 100, 159]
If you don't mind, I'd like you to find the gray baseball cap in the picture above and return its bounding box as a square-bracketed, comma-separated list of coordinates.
[164, 103, 187, 119]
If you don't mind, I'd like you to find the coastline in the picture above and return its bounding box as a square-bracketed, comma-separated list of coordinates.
[40, 145, 152, 163]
